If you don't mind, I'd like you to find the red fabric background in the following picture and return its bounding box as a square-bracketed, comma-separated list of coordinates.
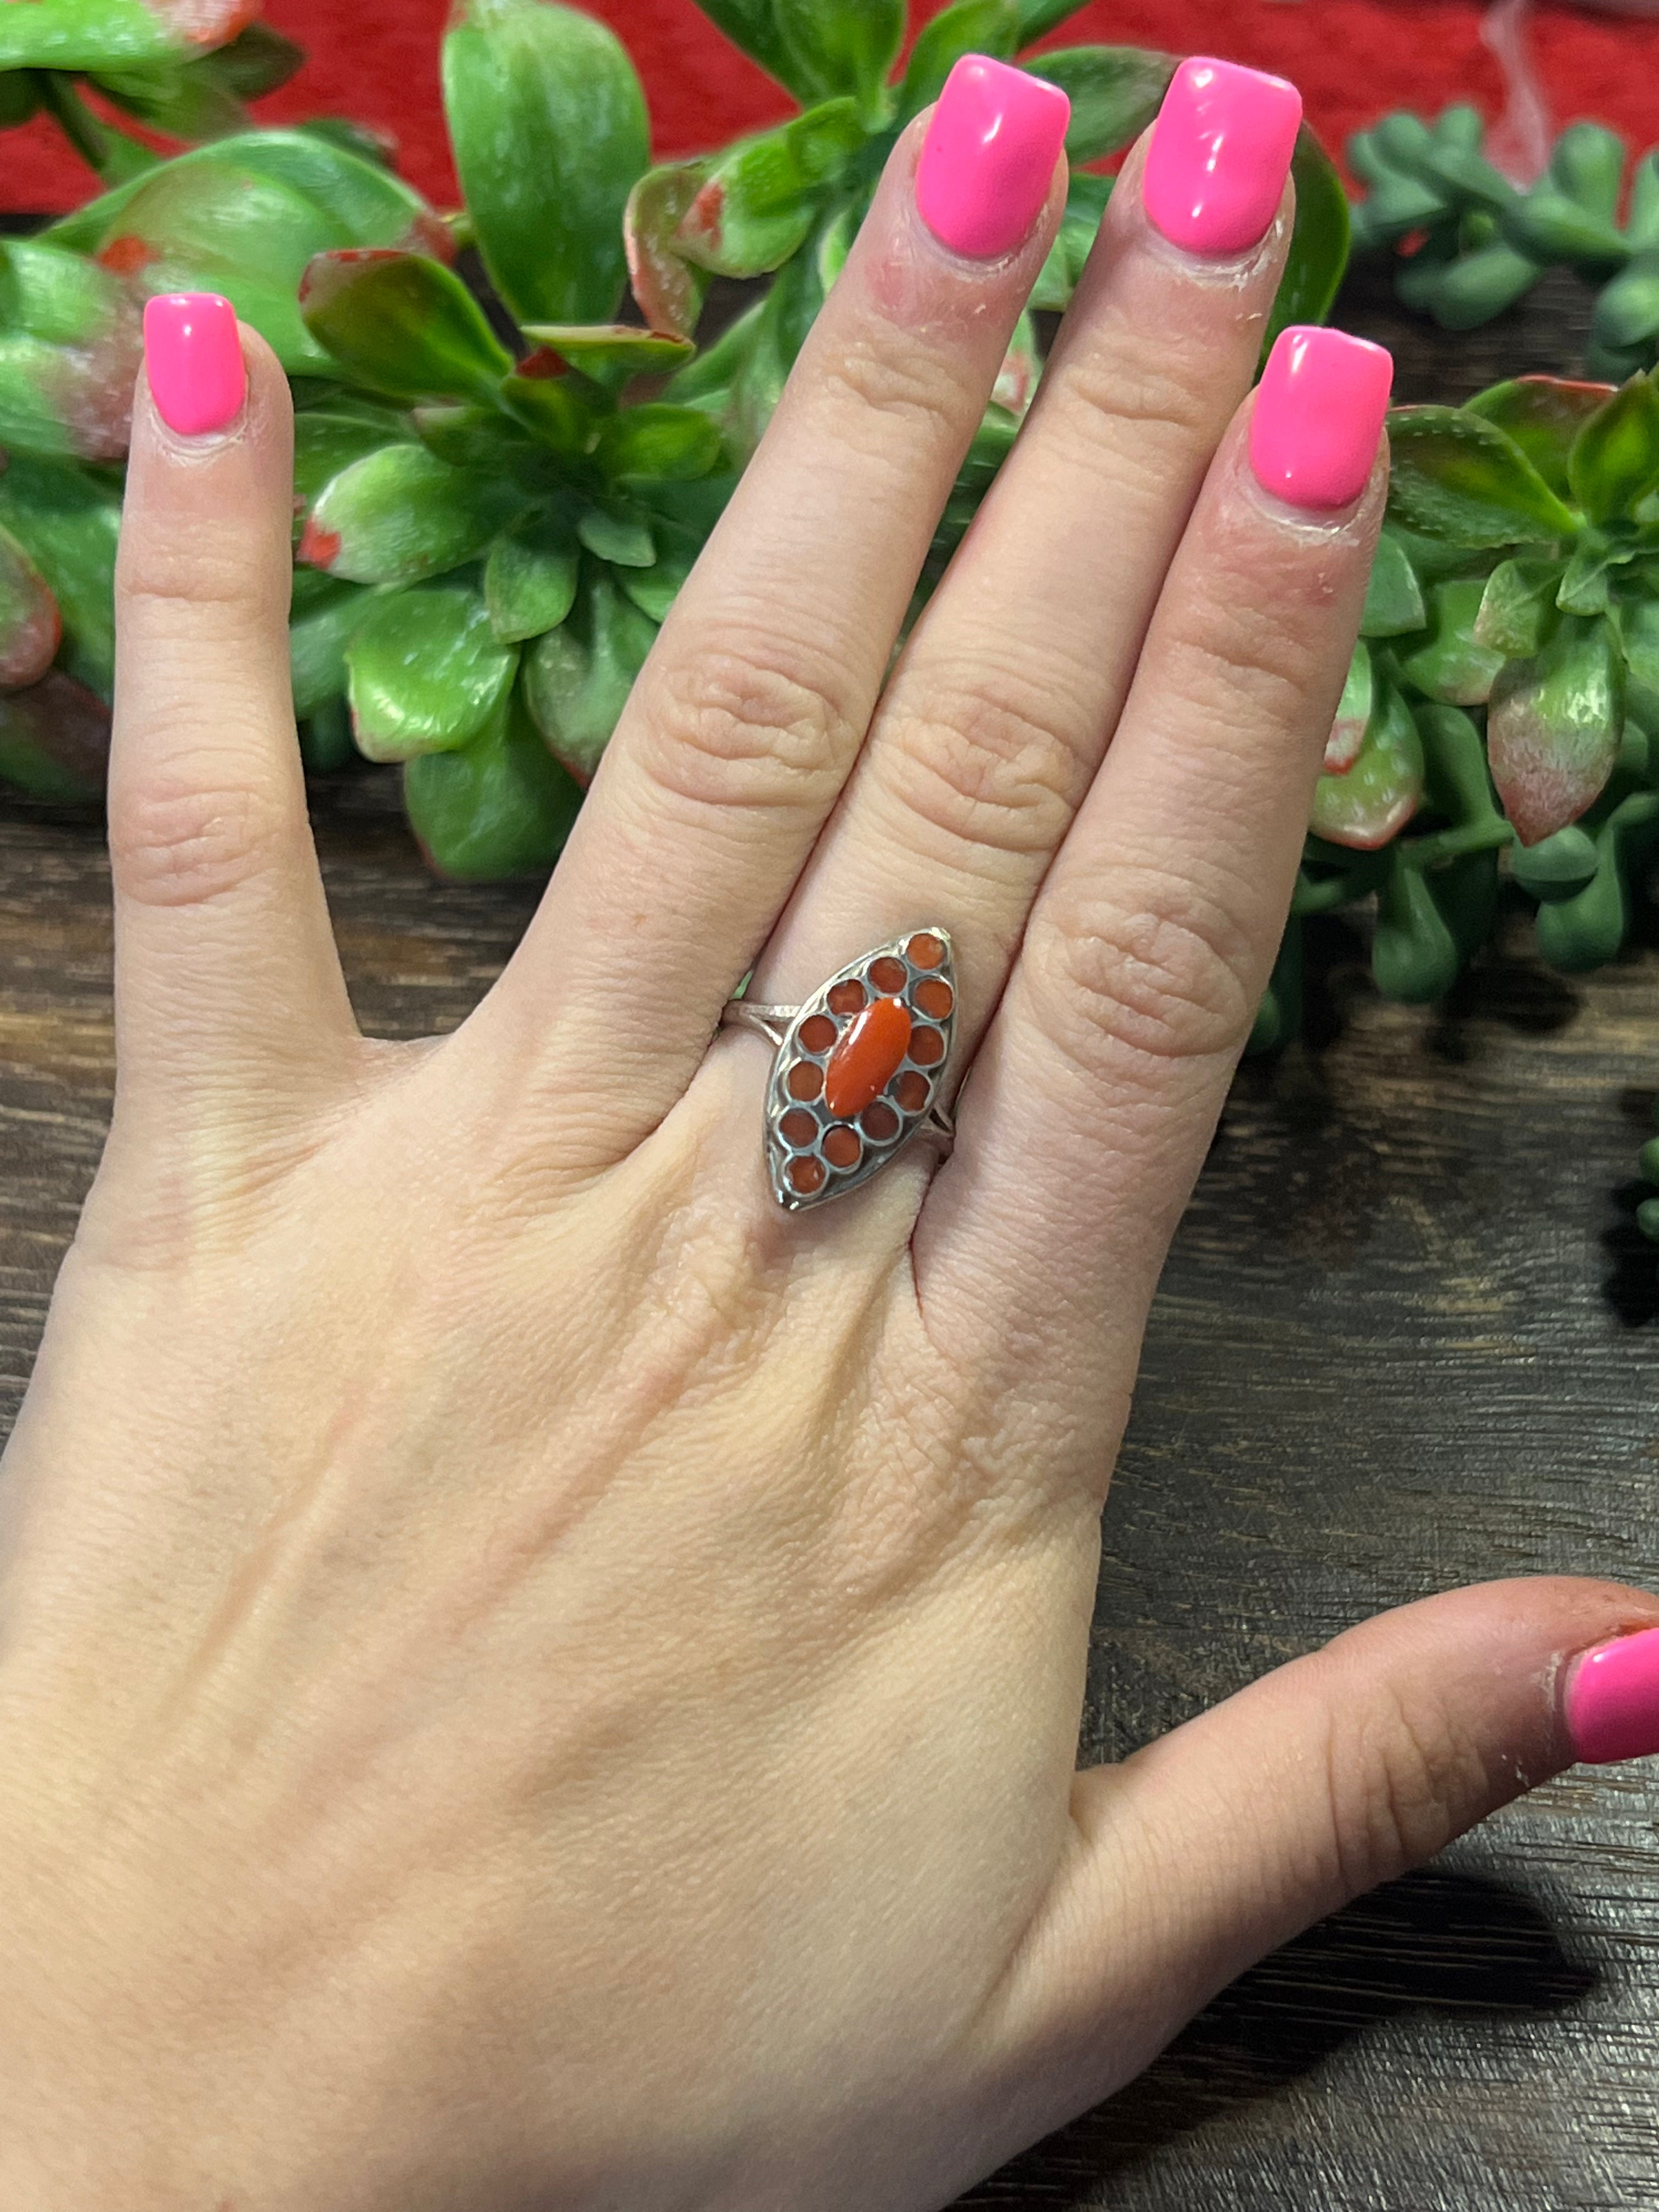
[5, 0, 1659, 215]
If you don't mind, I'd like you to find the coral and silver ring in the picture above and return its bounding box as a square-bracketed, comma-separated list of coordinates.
[720, 928, 958, 1212]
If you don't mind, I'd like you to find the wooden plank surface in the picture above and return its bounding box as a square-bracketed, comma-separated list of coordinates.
[3, 267, 1658, 2206]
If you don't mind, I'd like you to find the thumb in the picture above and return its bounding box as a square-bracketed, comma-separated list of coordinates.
[992, 1577, 1659, 2137]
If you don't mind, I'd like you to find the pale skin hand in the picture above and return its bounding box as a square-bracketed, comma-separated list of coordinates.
[0, 121, 1652, 2212]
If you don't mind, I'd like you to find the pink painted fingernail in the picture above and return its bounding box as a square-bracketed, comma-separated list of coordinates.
[1143, 57, 1302, 258]
[142, 292, 245, 437]
[916, 54, 1071, 261]
[1566, 1626, 1659, 1764]
[1249, 326, 1393, 511]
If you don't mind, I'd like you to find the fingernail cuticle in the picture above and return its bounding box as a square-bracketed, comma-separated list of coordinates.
[1566, 1625, 1659, 1764]
[916, 54, 1071, 262]
[1143, 56, 1302, 260]
[1249, 326, 1393, 513]
[142, 292, 245, 438]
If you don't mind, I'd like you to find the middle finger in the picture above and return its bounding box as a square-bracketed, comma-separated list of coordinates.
[746, 60, 1304, 1053]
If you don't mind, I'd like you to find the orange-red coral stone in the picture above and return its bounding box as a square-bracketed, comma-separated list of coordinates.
[786, 1060, 823, 1102]
[780, 1107, 818, 1148]
[828, 979, 866, 1016]
[914, 977, 953, 1020]
[894, 1070, 929, 1113]
[907, 933, 945, 969]
[824, 996, 911, 1118]
[822, 1125, 861, 1169]
[788, 1155, 826, 1195]
[799, 1013, 836, 1053]
[861, 1101, 900, 1143]
[868, 956, 908, 994]
[909, 1025, 945, 1067]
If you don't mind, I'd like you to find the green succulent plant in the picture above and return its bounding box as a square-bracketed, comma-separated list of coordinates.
[0, 0, 305, 187]
[0, 0, 1351, 880]
[1257, 368, 1659, 1051]
[1348, 104, 1659, 381]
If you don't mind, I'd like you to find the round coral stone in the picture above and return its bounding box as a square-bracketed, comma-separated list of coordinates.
[788, 1155, 826, 1195]
[828, 979, 866, 1016]
[894, 1070, 929, 1113]
[822, 1125, 861, 1169]
[824, 996, 911, 1119]
[906, 933, 945, 969]
[780, 1107, 818, 1147]
[786, 1060, 823, 1102]
[861, 1101, 900, 1143]
[914, 977, 953, 1019]
[798, 1013, 836, 1053]
[909, 1025, 945, 1066]
[868, 956, 908, 994]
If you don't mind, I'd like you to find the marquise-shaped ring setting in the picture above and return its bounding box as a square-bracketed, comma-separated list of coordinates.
[720, 930, 958, 1212]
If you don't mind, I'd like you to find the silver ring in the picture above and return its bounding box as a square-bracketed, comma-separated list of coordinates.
[720, 928, 958, 1211]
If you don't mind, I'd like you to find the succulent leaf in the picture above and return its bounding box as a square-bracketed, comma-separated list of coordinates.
[288, 577, 382, 721]
[443, 0, 648, 328]
[1323, 641, 1373, 774]
[1372, 845, 1461, 1002]
[1549, 121, 1625, 222]
[1592, 255, 1659, 357]
[204, 22, 305, 98]
[1566, 373, 1659, 523]
[1487, 611, 1624, 844]
[517, 324, 696, 383]
[0, 454, 121, 696]
[593, 403, 723, 483]
[1398, 577, 1507, 704]
[898, 0, 1020, 121]
[485, 514, 580, 644]
[292, 410, 415, 517]
[522, 567, 658, 782]
[298, 249, 515, 403]
[1022, 46, 1175, 165]
[1013, 0, 1094, 38]
[1359, 529, 1426, 639]
[1465, 375, 1615, 500]
[1310, 679, 1424, 849]
[624, 162, 713, 342]
[346, 584, 519, 761]
[1500, 188, 1626, 270]
[1509, 822, 1599, 902]
[1473, 555, 1558, 656]
[1534, 789, 1659, 971]
[675, 103, 867, 280]
[404, 685, 583, 881]
[0, 667, 110, 802]
[1386, 405, 1578, 547]
[0, 0, 251, 70]
[575, 503, 654, 568]
[88, 54, 248, 142]
[496, 372, 594, 459]
[301, 442, 530, 585]
[684, 0, 817, 101]
[0, 524, 63, 690]
[772, 0, 902, 118]
[1263, 125, 1352, 355]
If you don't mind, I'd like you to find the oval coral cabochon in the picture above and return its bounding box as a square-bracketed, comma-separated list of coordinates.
[764, 930, 956, 1211]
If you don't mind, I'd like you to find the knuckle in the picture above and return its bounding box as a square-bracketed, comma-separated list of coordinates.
[1164, 592, 1327, 736]
[637, 634, 863, 820]
[1034, 867, 1260, 1078]
[116, 518, 283, 624]
[1325, 1691, 1484, 1896]
[109, 757, 292, 910]
[875, 664, 1088, 862]
[1051, 336, 1220, 469]
[817, 330, 976, 458]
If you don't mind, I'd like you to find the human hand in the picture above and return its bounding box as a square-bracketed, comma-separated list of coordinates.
[4, 55, 1657, 2212]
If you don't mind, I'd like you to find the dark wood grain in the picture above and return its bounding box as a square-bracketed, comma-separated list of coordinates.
[4, 267, 1659, 2207]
